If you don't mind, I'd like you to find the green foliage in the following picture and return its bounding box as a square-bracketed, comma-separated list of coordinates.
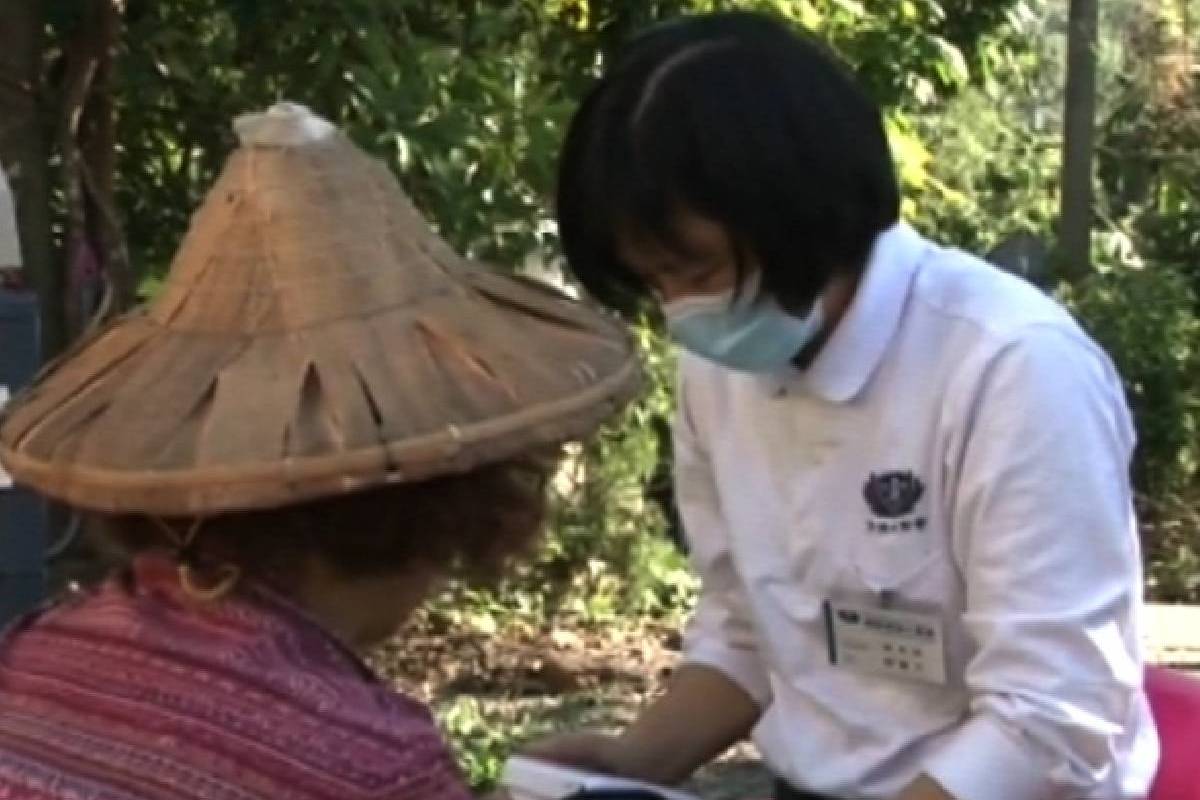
[1068, 283, 1200, 604]
[1083, 0, 1200, 599]
[701, 0, 1018, 106]
[109, 0, 588, 274]
[909, 89, 1060, 253]
[430, 321, 694, 634]
[100, 0, 1023, 282]
[903, 1, 1059, 252]
[435, 685, 637, 789]
[538, 321, 688, 620]
[1062, 238, 1200, 498]
[1096, 1, 1200, 291]
[1139, 494, 1200, 602]
[438, 696, 524, 787]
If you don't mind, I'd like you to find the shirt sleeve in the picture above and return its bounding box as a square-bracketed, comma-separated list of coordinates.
[0, 167, 21, 269]
[674, 364, 773, 708]
[924, 324, 1151, 800]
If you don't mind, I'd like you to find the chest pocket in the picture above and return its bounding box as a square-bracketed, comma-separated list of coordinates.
[851, 469, 940, 594]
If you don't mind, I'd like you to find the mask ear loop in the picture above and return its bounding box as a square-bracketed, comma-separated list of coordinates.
[150, 517, 241, 602]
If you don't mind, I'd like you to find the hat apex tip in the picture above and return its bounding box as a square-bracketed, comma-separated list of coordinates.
[233, 102, 337, 148]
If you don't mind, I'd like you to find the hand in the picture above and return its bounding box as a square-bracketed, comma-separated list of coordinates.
[896, 774, 956, 800]
[519, 664, 761, 786]
[519, 731, 632, 777]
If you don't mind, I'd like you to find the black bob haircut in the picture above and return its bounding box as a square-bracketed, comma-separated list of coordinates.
[557, 11, 900, 316]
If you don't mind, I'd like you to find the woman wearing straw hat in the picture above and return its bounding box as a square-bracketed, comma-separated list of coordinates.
[0, 103, 639, 800]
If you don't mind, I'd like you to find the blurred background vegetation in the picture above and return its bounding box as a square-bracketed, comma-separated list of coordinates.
[3, 0, 1199, 787]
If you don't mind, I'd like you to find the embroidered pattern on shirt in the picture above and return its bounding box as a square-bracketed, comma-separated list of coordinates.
[862, 470, 927, 533]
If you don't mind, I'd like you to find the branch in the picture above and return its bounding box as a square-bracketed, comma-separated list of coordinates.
[79, 159, 126, 326]
[81, 0, 132, 313]
[58, 22, 101, 338]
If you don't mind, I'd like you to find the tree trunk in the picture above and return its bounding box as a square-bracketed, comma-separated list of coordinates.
[59, 0, 132, 338]
[1058, 0, 1100, 283]
[83, 0, 135, 313]
[0, 0, 64, 356]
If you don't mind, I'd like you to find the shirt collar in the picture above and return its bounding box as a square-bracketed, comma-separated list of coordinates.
[763, 221, 927, 404]
[129, 553, 378, 679]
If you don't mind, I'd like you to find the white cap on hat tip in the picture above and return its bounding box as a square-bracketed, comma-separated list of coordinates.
[232, 102, 337, 147]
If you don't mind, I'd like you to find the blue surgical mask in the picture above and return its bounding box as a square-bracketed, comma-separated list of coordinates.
[662, 273, 825, 372]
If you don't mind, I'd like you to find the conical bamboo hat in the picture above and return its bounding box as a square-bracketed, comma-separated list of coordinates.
[0, 104, 640, 516]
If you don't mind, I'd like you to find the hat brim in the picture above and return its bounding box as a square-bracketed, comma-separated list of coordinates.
[0, 270, 641, 516]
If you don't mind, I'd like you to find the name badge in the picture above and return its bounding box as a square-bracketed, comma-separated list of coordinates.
[823, 596, 947, 685]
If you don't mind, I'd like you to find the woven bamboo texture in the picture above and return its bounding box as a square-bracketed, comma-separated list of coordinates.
[0, 128, 640, 515]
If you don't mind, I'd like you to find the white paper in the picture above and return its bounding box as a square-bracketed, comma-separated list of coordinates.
[502, 756, 701, 800]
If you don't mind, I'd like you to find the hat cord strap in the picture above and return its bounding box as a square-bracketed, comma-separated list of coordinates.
[150, 516, 242, 602]
[178, 562, 242, 602]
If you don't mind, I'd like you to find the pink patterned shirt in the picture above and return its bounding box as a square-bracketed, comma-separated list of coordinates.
[0, 556, 472, 800]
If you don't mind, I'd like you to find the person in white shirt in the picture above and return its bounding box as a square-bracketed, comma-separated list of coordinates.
[526, 11, 1159, 800]
[0, 164, 23, 291]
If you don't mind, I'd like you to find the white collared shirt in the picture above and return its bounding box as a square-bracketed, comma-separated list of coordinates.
[676, 223, 1159, 800]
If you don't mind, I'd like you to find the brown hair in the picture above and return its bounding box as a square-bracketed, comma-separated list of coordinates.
[99, 456, 555, 584]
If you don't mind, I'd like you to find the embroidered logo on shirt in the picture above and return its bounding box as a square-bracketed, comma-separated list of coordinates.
[863, 470, 927, 533]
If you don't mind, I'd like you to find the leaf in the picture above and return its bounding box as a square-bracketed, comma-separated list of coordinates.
[792, 0, 824, 29]
[885, 114, 932, 190]
[932, 36, 971, 86]
[829, 0, 868, 19]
